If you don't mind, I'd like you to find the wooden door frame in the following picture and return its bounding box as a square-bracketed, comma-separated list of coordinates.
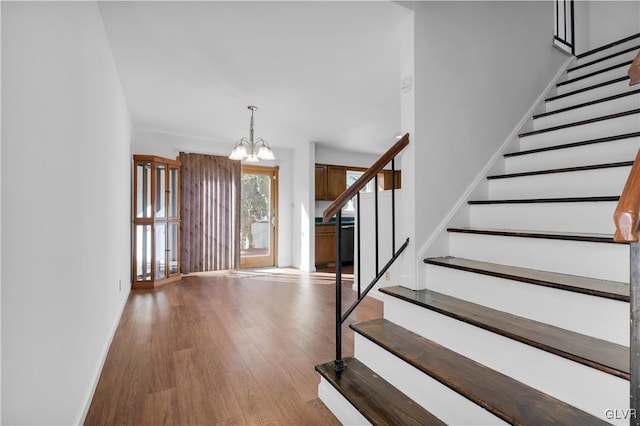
[240, 164, 279, 268]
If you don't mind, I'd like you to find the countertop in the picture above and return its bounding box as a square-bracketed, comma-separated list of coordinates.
[315, 217, 355, 226]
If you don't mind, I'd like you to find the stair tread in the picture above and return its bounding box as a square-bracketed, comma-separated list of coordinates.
[315, 357, 445, 426]
[351, 318, 610, 425]
[379, 286, 629, 378]
[424, 256, 629, 302]
[568, 45, 640, 73]
[447, 227, 623, 244]
[533, 89, 640, 120]
[504, 132, 640, 158]
[519, 109, 640, 138]
[486, 161, 632, 180]
[469, 195, 619, 204]
[557, 60, 633, 87]
[546, 76, 630, 103]
[576, 33, 640, 59]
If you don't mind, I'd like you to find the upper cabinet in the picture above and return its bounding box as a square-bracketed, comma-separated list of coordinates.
[381, 170, 402, 191]
[327, 166, 346, 200]
[315, 165, 328, 200]
[315, 163, 401, 201]
[316, 165, 347, 200]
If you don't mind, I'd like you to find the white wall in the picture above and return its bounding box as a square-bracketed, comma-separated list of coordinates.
[292, 142, 315, 271]
[409, 1, 567, 272]
[578, 0, 640, 54]
[1, 2, 132, 424]
[315, 144, 382, 169]
[134, 129, 294, 268]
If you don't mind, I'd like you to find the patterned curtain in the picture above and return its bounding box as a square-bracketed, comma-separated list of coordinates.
[179, 153, 241, 273]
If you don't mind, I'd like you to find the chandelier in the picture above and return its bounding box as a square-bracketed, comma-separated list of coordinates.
[229, 105, 275, 162]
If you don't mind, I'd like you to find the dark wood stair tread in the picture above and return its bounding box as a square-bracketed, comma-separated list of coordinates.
[533, 89, 640, 120]
[568, 45, 640, 73]
[446, 227, 623, 244]
[576, 33, 640, 59]
[469, 195, 619, 204]
[351, 318, 610, 425]
[504, 132, 640, 158]
[486, 161, 632, 180]
[557, 60, 633, 87]
[519, 109, 640, 138]
[315, 357, 445, 426]
[424, 256, 628, 302]
[380, 286, 629, 380]
[379, 286, 629, 379]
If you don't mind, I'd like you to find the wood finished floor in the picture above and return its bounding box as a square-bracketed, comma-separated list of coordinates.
[84, 269, 381, 425]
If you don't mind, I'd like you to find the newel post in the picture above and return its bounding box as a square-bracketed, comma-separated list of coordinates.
[632, 243, 640, 426]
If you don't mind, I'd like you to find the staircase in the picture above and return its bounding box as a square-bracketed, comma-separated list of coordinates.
[316, 34, 640, 425]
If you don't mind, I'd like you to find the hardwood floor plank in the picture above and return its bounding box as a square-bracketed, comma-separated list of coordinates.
[84, 269, 382, 425]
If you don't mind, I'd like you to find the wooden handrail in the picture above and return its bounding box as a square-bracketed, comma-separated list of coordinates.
[322, 133, 410, 223]
[630, 51, 640, 86]
[614, 148, 640, 242]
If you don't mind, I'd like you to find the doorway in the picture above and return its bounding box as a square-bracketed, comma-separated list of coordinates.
[240, 165, 278, 268]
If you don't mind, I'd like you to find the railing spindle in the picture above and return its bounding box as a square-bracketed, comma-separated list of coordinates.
[553, 0, 575, 55]
[323, 134, 410, 372]
[375, 174, 379, 275]
[632, 243, 640, 426]
[392, 159, 396, 253]
[357, 192, 361, 298]
[334, 210, 345, 371]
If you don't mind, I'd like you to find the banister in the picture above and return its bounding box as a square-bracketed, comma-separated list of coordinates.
[322, 133, 410, 223]
[614, 148, 640, 242]
[630, 51, 640, 86]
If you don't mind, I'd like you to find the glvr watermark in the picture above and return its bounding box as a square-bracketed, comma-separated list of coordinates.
[605, 408, 637, 420]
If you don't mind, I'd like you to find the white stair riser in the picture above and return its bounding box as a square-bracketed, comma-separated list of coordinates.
[448, 232, 629, 282]
[354, 335, 508, 426]
[382, 297, 629, 423]
[575, 40, 640, 66]
[533, 94, 640, 130]
[520, 113, 640, 151]
[317, 379, 372, 426]
[547, 79, 637, 112]
[488, 167, 630, 199]
[424, 265, 629, 345]
[469, 201, 618, 234]
[505, 136, 640, 174]
[568, 48, 639, 79]
[557, 66, 629, 95]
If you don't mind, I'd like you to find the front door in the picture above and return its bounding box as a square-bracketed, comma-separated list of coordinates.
[240, 165, 278, 268]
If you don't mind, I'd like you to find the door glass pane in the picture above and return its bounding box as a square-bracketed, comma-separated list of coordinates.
[155, 223, 166, 279]
[136, 162, 152, 218]
[136, 225, 152, 281]
[168, 166, 179, 218]
[168, 223, 179, 275]
[241, 173, 271, 258]
[155, 164, 166, 218]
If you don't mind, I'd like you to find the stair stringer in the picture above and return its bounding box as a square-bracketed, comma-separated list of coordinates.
[413, 55, 574, 290]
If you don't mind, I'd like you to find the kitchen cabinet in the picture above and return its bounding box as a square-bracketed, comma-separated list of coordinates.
[327, 166, 347, 200]
[315, 165, 328, 201]
[316, 165, 347, 201]
[315, 225, 335, 266]
[382, 170, 402, 191]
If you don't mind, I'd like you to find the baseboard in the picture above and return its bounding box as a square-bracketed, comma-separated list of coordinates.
[76, 287, 131, 425]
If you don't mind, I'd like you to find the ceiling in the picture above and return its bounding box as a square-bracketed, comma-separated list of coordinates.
[98, 1, 411, 155]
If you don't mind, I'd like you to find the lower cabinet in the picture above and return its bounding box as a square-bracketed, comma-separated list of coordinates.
[315, 225, 336, 266]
